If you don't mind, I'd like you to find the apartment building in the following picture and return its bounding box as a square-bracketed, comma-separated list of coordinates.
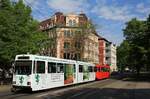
[39, 12, 99, 64]
[98, 37, 117, 72]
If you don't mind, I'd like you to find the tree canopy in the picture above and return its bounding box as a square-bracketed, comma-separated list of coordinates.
[0, 0, 48, 68]
[117, 15, 150, 74]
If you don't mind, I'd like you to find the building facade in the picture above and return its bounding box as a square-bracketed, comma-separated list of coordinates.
[98, 37, 117, 72]
[39, 12, 99, 64]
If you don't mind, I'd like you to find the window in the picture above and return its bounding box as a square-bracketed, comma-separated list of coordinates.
[33, 61, 36, 74]
[64, 53, 67, 59]
[64, 30, 73, 37]
[92, 67, 94, 72]
[106, 43, 110, 47]
[88, 66, 94, 72]
[94, 67, 97, 72]
[75, 53, 80, 60]
[73, 65, 76, 72]
[97, 67, 100, 72]
[70, 30, 73, 36]
[64, 30, 68, 37]
[75, 42, 81, 49]
[15, 61, 32, 75]
[18, 56, 29, 59]
[79, 65, 83, 72]
[95, 67, 100, 72]
[73, 20, 76, 26]
[99, 68, 101, 72]
[69, 20, 72, 26]
[101, 67, 109, 72]
[67, 30, 71, 37]
[106, 49, 110, 52]
[48, 62, 56, 73]
[57, 63, 64, 73]
[88, 66, 92, 72]
[64, 42, 70, 49]
[37, 61, 45, 73]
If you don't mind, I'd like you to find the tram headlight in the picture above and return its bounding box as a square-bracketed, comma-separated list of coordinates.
[27, 82, 31, 85]
[13, 81, 16, 84]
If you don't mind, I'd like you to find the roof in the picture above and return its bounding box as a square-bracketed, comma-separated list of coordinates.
[40, 18, 51, 26]
[98, 37, 112, 44]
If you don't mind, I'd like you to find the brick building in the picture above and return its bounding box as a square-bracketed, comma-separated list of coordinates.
[98, 37, 117, 72]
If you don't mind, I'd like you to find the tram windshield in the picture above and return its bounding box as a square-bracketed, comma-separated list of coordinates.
[15, 61, 32, 75]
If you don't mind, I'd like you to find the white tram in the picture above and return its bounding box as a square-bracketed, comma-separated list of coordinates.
[11, 54, 95, 91]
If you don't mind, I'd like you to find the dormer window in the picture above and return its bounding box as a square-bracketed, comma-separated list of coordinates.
[68, 19, 76, 26]
[69, 20, 72, 26]
[73, 20, 76, 26]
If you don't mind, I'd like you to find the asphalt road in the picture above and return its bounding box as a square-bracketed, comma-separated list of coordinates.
[0, 76, 150, 99]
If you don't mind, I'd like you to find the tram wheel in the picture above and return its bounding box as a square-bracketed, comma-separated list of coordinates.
[11, 87, 17, 93]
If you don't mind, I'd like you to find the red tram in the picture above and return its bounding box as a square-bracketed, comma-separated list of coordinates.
[95, 64, 110, 80]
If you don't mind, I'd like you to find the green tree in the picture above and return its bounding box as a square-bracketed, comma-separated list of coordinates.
[144, 15, 150, 71]
[0, 0, 48, 69]
[117, 40, 130, 72]
[121, 16, 150, 75]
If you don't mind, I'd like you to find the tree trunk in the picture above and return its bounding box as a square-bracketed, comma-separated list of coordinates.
[136, 66, 141, 77]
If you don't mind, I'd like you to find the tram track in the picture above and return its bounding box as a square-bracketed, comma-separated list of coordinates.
[1, 78, 120, 99]
[41, 78, 119, 99]
[66, 79, 137, 99]
[65, 79, 120, 99]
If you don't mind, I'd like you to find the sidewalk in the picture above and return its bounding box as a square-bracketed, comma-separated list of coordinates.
[0, 85, 11, 92]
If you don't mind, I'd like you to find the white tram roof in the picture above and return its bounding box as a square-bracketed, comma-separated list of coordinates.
[15, 54, 94, 66]
[76, 61, 95, 66]
[15, 54, 77, 64]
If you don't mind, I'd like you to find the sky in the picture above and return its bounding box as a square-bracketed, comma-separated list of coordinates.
[13, 0, 150, 45]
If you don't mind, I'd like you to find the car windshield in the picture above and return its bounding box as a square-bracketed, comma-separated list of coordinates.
[15, 61, 32, 75]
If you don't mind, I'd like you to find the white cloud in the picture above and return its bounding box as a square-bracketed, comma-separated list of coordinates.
[91, 2, 135, 22]
[136, 3, 150, 14]
[92, 0, 136, 22]
[47, 0, 89, 13]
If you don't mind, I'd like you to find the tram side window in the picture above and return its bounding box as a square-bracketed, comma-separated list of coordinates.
[48, 62, 56, 73]
[101, 67, 109, 72]
[95, 67, 100, 72]
[33, 61, 36, 74]
[92, 67, 94, 72]
[94, 67, 97, 72]
[98, 67, 101, 72]
[73, 64, 76, 72]
[57, 63, 64, 73]
[101, 67, 105, 72]
[79, 65, 83, 72]
[88, 66, 93, 72]
[37, 61, 45, 73]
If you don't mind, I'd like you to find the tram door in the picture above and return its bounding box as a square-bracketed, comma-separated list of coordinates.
[64, 64, 77, 85]
[32, 61, 46, 90]
[78, 65, 83, 83]
[73, 64, 77, 83]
